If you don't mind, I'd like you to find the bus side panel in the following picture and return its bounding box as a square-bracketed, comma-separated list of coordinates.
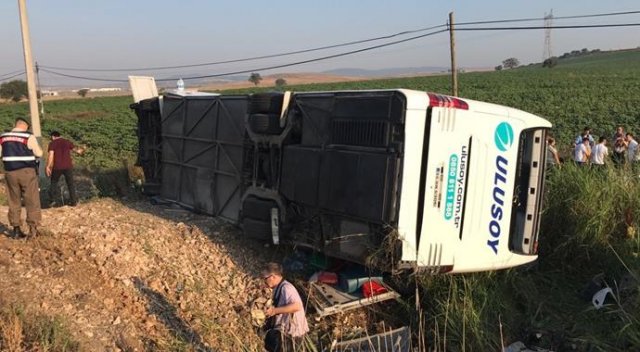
[416, 107, 470, 268]
[396, 108, 429, 263]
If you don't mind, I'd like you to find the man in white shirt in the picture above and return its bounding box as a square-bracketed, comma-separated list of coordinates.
[573, 137, 590, 166]
[591, 137, 608, 166]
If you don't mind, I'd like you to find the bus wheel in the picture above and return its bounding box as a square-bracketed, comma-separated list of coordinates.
[248, 113, 283, 135]
[249, 93, 284, 114]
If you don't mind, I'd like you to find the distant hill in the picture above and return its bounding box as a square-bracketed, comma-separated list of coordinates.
[197, 72, 363, 91]
[323, 66, 448, 77]
[38, 48, 640, 91]
[532, 47, 640, 70]
[176, 66, 452, 87]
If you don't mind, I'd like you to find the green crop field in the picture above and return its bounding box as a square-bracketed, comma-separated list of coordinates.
[0, 48, 639, 351]
[0, 96, 137, 169]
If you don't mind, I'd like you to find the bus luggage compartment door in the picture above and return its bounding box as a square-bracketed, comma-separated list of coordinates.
[160, 94, 248, 222]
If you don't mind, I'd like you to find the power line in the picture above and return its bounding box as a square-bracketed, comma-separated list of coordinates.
[159, 29, 449, 81]
[38, 82, 96, 88]
[35, 21, 640, 84]
[39, 69, 128, 82]
[38, 24, 448, 72]
[455, 23, 640, 31]
[456, 9, 640, 26]
[0, 71, 26, 82]
[0, 69, 25, 79]
[38, 9, 640, 73]
[40, 29, 449, 83]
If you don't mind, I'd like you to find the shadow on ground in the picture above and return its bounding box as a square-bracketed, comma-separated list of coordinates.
[133, 277, 214, 352]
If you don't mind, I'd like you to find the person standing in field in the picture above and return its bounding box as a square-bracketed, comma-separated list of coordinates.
[625, 133, 640, 172]
[573, 137, 591, 166]
[546, 137, 561, 169]
[262, 262, 309, 352]
[575, 126, 595, 147]
[590, 137, 608, 167]
[0, 118, 44, 238]
[46, 131, 84, 206]
[612, 126, 627, 167]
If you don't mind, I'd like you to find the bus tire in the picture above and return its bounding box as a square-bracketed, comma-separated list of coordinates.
[249, 93, 284, 114]
[248, 113, 282, 135]
[243, 196, 278, 221]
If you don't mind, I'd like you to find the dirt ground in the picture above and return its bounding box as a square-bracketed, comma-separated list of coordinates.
[0, 198, 277, 351]
[0, 194, 397, 352]
[0, 168, 406, 351]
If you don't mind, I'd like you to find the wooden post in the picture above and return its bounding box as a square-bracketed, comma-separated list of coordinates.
[36, 61, 45, 119]
[18, 0, 41, 137]
[449, 12, 458, 97]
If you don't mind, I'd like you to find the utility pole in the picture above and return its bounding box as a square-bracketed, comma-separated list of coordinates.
[448, 12, 458, 96]
[543, 9, 554, 60]
[18, 0, 41, 137]
[35, 61, 45, 119]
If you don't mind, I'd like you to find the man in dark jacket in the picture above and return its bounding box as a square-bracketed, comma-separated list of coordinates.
[0, 118, 44, 238]
[46, 131, 84, 206]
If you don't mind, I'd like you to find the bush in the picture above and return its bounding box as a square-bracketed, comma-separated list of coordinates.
[502, 57, 520, 69]
[248, 73, 262, 86]
[275, 78, 287, 88]
[0, 80, 27, 102]
[542, 57, 558, 68]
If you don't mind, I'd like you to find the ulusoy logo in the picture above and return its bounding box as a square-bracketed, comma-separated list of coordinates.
[487, 122, 513, 254]
[494, 122, 514, 152]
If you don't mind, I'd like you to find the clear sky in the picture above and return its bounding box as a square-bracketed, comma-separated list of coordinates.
[1, 0, 639, 87]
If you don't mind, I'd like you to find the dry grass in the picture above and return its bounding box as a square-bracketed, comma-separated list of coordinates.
[0, 305, 79, 352]
[364, 227, 402, 273]
[0, 310, 24, 352]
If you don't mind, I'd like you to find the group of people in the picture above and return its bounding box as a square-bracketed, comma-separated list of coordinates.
[1, 117, 81, 239]
[547, 126, 640, 169]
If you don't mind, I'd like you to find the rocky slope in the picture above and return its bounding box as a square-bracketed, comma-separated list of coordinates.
[0, 199, 275, 351]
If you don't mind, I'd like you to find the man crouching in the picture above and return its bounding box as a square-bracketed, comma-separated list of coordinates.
[262, 262, 309, 352]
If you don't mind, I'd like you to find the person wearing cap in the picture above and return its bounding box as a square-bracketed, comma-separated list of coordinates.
[46, 131, 84, 207]
[0, 118, 43, 238]
[574, 126, 595, 147]
[262, 262, 309, 352]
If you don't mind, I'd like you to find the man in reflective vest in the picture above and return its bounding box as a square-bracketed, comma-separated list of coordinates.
[0, 118, 43, 238]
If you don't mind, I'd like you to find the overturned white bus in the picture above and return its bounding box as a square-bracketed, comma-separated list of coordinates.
[131, 89, 550, 274]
